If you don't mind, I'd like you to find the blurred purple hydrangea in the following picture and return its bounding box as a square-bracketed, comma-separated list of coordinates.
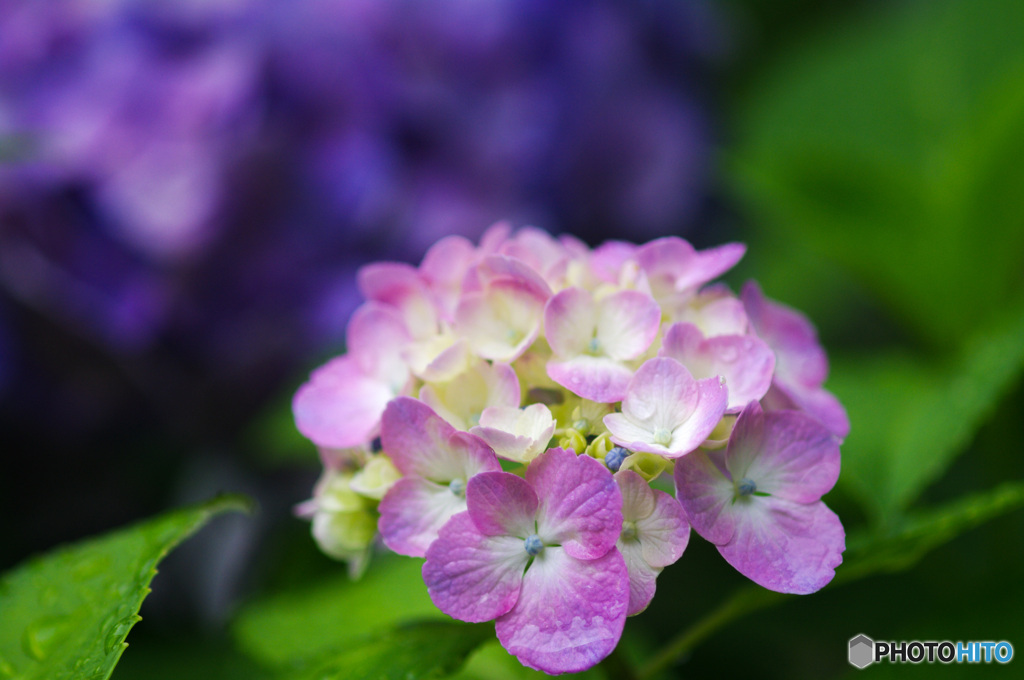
[0, 0, 721, 437]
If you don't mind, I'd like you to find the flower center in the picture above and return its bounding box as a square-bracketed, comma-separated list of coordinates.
[620, 520, 638, 542]
[653, 427, 673, 447]
[604, 446, 629, 472]
[449, 478, 466, 498]
[737, 478, 756, 497]
[587, 337, 602, 354]
[524, 534, 544, 556]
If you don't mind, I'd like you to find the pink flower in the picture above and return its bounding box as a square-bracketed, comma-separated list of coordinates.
[454, 255, 552, 362]
[292, 302, 411, 449]
[423, 448, 629, 674]
[614, 470, 690, 615]
[741, 281, 849, 438]
[603, 357, 728, 458]
[377, 397, 500, 557]
[544, 286, 662, 403]
[674, 401, 845, 594]
[659, 321, 775, 413]
[635, 237, 746, 307]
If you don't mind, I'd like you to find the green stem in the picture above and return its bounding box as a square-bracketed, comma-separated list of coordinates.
[636, 587, 785, 680]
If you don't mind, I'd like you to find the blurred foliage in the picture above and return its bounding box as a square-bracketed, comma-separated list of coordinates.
[831, 305, 1024, 523]
[233, 554, 441, 666]
[729, 0, 1024, 350]
[0, 495, 249, 680]
[278, 621, 492, 680]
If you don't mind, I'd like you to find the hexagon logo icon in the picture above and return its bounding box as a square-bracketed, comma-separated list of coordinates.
[849, 634, 874, 669]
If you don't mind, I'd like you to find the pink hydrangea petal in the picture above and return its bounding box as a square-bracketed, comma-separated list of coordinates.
[768, 381, 851, 440]
[638, 491, 691, 568]
[741, 281, 828, 389]
[637, 237, 746, 296]
[589, 241, 639, 284]
[455, 285, 544, 362]
[404, 336, 470, 383]
[423, 512, 529, 622]
[477, 254, 553, 301]
[526, 448, 622, 560]
[725, 401, 840, 503]
[381, 397, 499, 479]
[466, 471, 540, 537]
[673, 449, 737, 546]
[617, 358, 700, 434]
[618, 540, 659, 616]
[470, 405, 555, 463]
[716, 497, 845, 595]
[615, 470, 657, 521]
[357, 264, 438, 340]
[378, 477, 467, 557]
[499, 227, 568, 280]
[495, 547, 629, 674]
[346, 302, 412, 389]
[605, 358, 728, 458]
[675, 289, 749, 337]
[597, 290, 661, 361]
[547, 356, 633, 404]
[420, 235, 477, 320]
[419, 360, 521, 431]
[293, 356, 394, 449]
[660, 322, 775, 412]
[544, 287, 597, 358]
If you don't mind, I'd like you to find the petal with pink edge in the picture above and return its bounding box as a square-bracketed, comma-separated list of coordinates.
[495, 547, 629, 674]
[544, 287, 597, 358]
[673, 449, 737, 546]
[637, 491, 691, 568]
[717, 497, 845, 595]
[455, 284, 544, 362]
[768, 381, 851, 440]
[466, 471, 539, 538]
[423, 512, 529, 622]
[378, 477, 466, 557]
[526, 448, 622, 560]
[470, 404, 555, 463]
[660, 322, 775, 412]
[726, 401, 840, 503]
[604, 358, 728, 458]
[597, 290, 662, 361]
[741, 280, 828, 389]
[381, 397, 499, 480]
[548, 356, 634, 403]
[618, 540, 659, 616]
[293, 356, 394, 449]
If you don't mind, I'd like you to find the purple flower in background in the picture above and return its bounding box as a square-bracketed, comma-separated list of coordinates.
[674, 401, 845, 594]
[0, 0, 720, 445]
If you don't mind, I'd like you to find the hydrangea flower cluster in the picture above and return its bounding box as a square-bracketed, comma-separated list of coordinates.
[294, 225, 847, 673]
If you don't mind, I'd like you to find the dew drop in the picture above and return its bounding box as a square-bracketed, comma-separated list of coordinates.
[105, 616, 139, 654]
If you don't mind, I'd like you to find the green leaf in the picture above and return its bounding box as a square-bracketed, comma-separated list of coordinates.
[637, 479, 1024, 679]
[281, 621, 491, 680]
[838, 479, 1024, 584]
[728, 0, 1024, 347]
[0, 495, 251, 680]
[832, 305, 1024, 521]
[233, 554, 443, 667]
